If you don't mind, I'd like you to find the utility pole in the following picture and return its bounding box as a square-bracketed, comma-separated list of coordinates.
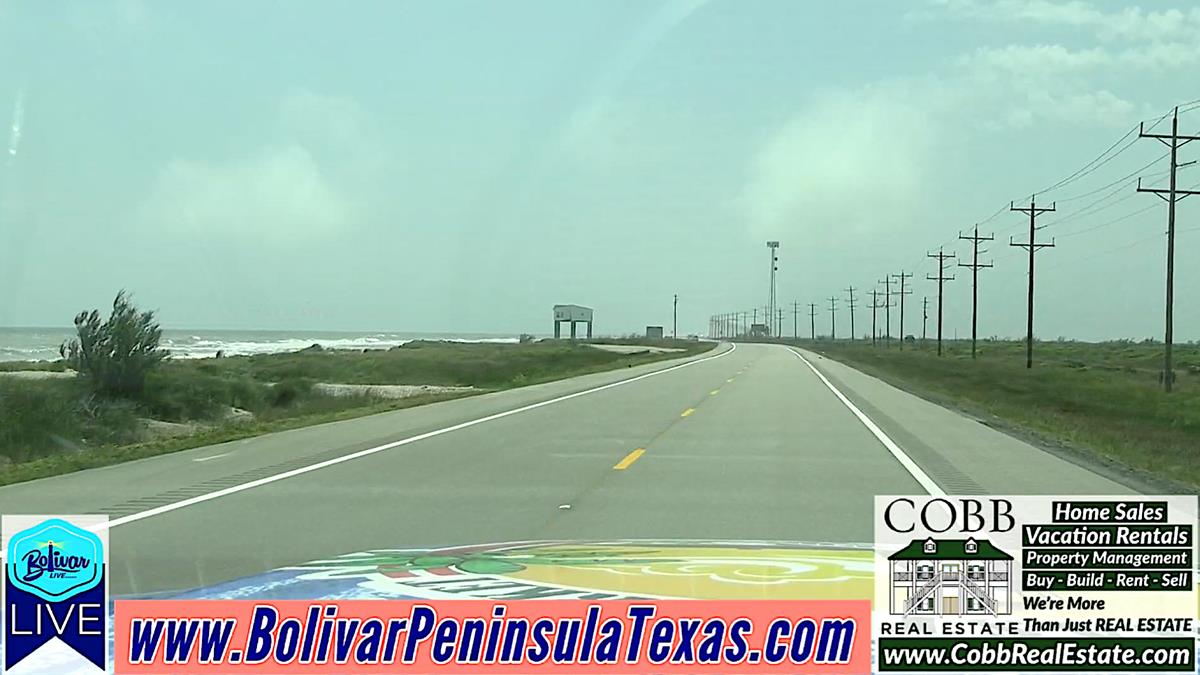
[1010, 196, 1056, 369]
[766, 241, 780, 337]
[868, 290, 881, 346]
[1137, 106, 1200, 392]
[879, 276, 893, 342]
[827, 296, 838, 340]
[672, 294, 678, 339]
[926, 247, 956, 356]
[844, 286, 857, 341]
[958, 225, 994, 359]
[921, 297, 929, 342]
[892, 272, 913, 349]
[878, 273, 897, 341]
[792, 301, 799, 339]
[777, 308, 784, 340]
[808, 303, 817, 340]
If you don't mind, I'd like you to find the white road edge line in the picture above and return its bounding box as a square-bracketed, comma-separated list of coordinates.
[788, 347, 944, 497]
[95, 343, 737, 531]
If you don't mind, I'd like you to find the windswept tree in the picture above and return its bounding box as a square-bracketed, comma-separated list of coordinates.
[60, 291, 168, 397]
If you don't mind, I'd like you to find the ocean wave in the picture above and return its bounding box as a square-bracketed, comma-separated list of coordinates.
[0, 331, 521, 362]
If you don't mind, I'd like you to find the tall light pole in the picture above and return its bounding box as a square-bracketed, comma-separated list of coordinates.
[766, 241, 780, 337]
[672, 294, 678, 339]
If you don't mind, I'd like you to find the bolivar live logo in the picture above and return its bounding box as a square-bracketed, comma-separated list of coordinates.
[3, 515, 108, 674]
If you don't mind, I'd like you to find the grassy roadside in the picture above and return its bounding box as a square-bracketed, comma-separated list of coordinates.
[0, 339, 712, 486]
[796, 338, 1200, 492]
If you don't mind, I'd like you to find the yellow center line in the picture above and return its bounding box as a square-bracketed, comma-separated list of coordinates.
[709, 389, 719, 396]
[681, 408, 695, 417]
[613, 448, 645, 470]
[726, 378, 734, 383]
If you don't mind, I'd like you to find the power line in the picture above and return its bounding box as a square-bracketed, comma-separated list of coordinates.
[967, 101, 1189, 249]
[1055, 201, 1165, 239]
[1053, 151, 1169, 204]
[1034, 125, 1140, 197]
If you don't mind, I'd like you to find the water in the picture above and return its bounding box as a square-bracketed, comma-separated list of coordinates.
[0, 327, 520, 363]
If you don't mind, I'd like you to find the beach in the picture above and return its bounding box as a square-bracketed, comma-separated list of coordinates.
[0, 327, 520, 362]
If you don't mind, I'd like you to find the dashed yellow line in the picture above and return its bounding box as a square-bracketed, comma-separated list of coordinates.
[681, 408, 695, 417]
[726, 378, 734, 383]
[709, 389, 720, 396]
[613, 448, 645, 470]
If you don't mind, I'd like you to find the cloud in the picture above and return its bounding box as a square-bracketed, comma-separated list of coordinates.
[930, 0, 1200, 42]
[740, 84, 941, 249]
[959, 41, 1200, 77]
[137, 90, 383, 243]
[957, 44, 1108, 75]
[139, 144, 353, 242]
[908, 2, 1199, 130]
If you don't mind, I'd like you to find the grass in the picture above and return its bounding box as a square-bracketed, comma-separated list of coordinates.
[794, 337, 1200, 492]
[178, 339, 707, 388]
[0, 339, 712, 486]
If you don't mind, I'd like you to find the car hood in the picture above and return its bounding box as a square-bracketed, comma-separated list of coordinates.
[131, 539, 876, 601]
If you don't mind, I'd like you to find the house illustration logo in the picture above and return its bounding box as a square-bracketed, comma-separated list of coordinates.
[887, 537, 1013, 616]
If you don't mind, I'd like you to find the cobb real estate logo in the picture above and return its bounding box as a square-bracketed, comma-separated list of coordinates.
[2, 515, 108, 675]
[874, 496, 1197, 673]
[887, 537, 1014, 616]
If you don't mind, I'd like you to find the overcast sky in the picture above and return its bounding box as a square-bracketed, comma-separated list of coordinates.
[2, 0, 1199, 340]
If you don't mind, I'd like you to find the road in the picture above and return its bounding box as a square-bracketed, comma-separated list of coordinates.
[0, 342, 1133, 596]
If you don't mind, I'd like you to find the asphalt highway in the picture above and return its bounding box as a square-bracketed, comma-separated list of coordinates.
[0, 343, 1132, 595]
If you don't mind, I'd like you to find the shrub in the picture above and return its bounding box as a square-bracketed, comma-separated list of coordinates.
[0, 380, 83, 463]
[271, 377, 313, 407]
[60, 291, 167, 397]
[141, 371, 229, 421]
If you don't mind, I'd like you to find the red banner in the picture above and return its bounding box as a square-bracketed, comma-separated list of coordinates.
[115, 599, 870, 674]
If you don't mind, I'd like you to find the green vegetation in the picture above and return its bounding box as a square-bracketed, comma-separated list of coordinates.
[60, 290, 167, 397]
[0, 334, 712, 486]
[186, 338, 705, 388]
[802, 338, 1200, 491]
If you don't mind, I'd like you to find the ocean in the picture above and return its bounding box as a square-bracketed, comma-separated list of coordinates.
[0, 327, 520, 363]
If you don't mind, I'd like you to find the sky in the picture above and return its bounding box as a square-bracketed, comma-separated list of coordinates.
[2, 0, 1200, 340]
